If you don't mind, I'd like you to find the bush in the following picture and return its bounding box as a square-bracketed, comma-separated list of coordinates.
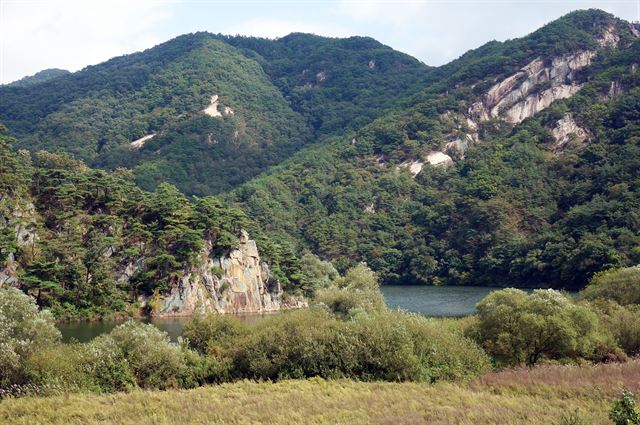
[83, 334, 137, 392]
[469, 289, 599, 366]
[588, 300, 640, 357]
[25, 320, 230, 393]
[0, 288, 60, 387]
[182, 314, 247, 355]
[402, 313, 491, 382]
[186, 306, 490, 383]
[314, 264, 386, 317]
[25, 344, 99, 392]
[581, 267, 640, 306]
[231, 309, 352, 380]
[610, 389, 640, 425]
[103, 321, 190, 389]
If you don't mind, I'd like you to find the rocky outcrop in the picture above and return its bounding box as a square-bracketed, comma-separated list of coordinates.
[469, 51, 594, 124]
[397, 159, 424, 177]
[0, 201, 38, 287]
[129, 134, 155, 150]
[551, 113, 589, 153]
[426, 152, 453, 167]
[159, 230, 301, 316]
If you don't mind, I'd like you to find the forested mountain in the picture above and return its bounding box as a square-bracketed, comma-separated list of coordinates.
[0, 33, 429, 195]
[0, 128, 319, 319]
[228, 10, 640, 288]
[4, 69, 71, 88]
[1, 9, 639, 292]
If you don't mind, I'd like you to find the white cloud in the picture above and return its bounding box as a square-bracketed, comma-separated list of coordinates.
[1, 0, 177, 83]
[220, 18, 353, 39]
[337, 0, 427, 27]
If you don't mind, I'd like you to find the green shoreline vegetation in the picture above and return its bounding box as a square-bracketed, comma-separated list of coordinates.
[1, 264, 640, 423]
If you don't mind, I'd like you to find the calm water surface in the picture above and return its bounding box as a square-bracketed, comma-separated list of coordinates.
[380, 285, 499, 317]
[58, 286, 502, 342]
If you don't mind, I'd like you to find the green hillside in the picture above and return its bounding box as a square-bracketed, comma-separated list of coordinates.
[217, 33, 430, 136]
[0, 33, 429, 196]
[0, 128, 312, 319]
[228, 10, 640, 288]
[5, 69, 70, 88]
[1, 9, 639, 290]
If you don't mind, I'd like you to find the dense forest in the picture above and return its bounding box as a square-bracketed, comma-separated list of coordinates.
[1, 9, 640, 294]
[2, 8, 640, 424]
[0, 127, 325, 319]
[228, 10, 640, 288]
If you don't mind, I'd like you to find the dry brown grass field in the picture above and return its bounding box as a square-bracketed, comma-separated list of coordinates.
[1, 360, 638, 425]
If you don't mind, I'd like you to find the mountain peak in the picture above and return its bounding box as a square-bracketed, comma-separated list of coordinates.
[5, 68, 70, 87]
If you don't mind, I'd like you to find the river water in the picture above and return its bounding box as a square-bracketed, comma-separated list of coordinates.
[57, 285, 501, 342]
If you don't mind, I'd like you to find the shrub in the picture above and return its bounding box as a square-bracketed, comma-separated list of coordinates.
[0, 288, 60, 387]
[231, 309, 351, 380]
[103, 321, 190, 389]
[83, 334, 137, 392]
[401, 313, 491, 382]
[345, 311, 423, 381]
[610, 389, 640, 425]
[183, 314, 248, 355]
[588, 300, 640, 357]
[581, 267, 640, 305]
[314, 264, 385, 317]
[25, 344, 98, 392]
[469, 289, 599, 366]
[195, 306, 491, 383]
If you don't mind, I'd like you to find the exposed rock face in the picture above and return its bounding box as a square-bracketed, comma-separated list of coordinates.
[469, 51, 594, 124]
[505, 84, 583, 123]
[551, 114, 589, 153]
[203, 94, 222, 117]
[606, 80, 624, 99]
[426, 151, 453, 167]
[0, 202, 38, 287]
[129, 134, 155, 150]
[159, 230, 298, 316]
[397, 159, 424, 177]
[597, 25, 620, 47]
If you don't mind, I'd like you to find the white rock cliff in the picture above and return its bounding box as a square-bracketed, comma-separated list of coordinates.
[159, 230, 302, 316]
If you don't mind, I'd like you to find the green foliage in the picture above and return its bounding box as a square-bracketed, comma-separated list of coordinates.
[0, 31, 428, 197]
[100, 321, 190, 389]
[225, 308, 489, 383]
[228, 17, 640, 289]
[182, 265, 489, 383]
[586, 299, 640, 358]
[22, 321, 222, 393]
[469, 289, 599, 366]
[581, 267, 640, 306]
[0, 288, 60, 387]
[610, 390, 640, 425]
[3, 10, 640, 297]
[182, 314, 247, 356]
[6, 69, 70, 87]
[314, 263, 386, 317]
[0, 142, 306, 317]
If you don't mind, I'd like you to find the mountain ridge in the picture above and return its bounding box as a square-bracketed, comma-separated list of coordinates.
[2, 8, 639, 292]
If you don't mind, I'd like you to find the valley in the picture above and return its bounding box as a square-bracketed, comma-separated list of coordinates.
[1, 7, 640, 424]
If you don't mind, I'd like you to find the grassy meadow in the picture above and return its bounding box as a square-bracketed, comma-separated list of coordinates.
[2, 360, 638, 425]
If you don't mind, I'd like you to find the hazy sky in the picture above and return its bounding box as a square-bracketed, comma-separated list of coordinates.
[1, 0, 639, 84]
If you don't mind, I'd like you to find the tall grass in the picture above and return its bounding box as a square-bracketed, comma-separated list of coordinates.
[1, 360, 638, 424]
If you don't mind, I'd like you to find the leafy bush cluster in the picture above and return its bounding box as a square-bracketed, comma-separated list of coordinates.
[0, 266, 490, 396]
[183, 264, 489, 383]
[468, 266, 640, 366]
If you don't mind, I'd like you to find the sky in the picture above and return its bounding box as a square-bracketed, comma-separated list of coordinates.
[1, 0, 639, 84]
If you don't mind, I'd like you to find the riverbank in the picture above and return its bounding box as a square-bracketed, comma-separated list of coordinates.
[2, 360, 638, 424]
